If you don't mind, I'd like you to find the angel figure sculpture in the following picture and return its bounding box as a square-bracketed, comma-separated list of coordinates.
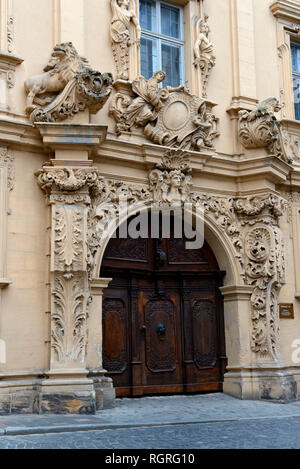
[123, 70, 169, 127]
[110, 0, 141, 80]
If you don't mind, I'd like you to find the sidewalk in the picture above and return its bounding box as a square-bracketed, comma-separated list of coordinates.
[1, 393, 300, 436]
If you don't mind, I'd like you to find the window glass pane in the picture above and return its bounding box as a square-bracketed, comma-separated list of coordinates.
[161, 4, 180, 39]
[291, 42, 300, 73]
[141, 36, 158, 79]
[139, 0, 157, 32]
[293, 75, 300, 120]
[161, 42, 181, 87]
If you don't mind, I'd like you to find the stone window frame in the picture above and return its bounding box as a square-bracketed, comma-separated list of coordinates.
[271, 0, 300, 121]
[139, 0, 185, 87]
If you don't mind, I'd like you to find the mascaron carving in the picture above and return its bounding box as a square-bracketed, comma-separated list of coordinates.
[110, 71, 219, 150]
[238, 98, 284, 158]
[25, 42, 113, 122]
[110, 0, 141, 80]
[193, 15, 216, 98]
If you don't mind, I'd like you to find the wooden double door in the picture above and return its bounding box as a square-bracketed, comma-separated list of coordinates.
[101, 232, 227, 397]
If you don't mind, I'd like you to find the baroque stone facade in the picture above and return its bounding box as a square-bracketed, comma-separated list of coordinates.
[1, 0, 300, 414]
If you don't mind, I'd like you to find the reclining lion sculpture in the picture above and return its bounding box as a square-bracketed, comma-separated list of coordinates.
[25, 42, 113, 122]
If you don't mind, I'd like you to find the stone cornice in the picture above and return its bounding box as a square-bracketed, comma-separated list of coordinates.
[270, 0, 300, 23]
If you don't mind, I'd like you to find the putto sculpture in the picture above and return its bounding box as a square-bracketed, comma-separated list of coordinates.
[110, 71, 219, 151]
[24, 42, 113, 122]
[110, 0, 141, 80]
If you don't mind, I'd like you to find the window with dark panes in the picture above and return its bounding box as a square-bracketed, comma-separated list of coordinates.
[291, 41, 300, 120]
[139, 0, 184, 88]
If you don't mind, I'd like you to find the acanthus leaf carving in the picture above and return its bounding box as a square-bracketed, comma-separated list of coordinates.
[110, 71, 219, 150]
[51, 273, 89, 364]
[25, 42, 113, 122]
[238, 98, 289, 161]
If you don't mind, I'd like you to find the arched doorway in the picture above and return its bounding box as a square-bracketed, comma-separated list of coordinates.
[100, 215, 227, 397]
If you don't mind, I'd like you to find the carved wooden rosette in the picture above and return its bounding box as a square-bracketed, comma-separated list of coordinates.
[36, 166, 102, 370]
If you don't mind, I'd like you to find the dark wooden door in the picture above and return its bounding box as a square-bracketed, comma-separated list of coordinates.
[101, 223, 226, 397]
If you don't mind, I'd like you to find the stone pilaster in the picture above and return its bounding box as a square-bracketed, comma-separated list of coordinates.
[35, 124, 108, 414]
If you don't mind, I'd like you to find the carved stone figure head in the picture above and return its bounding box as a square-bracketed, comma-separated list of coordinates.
[154, 70, 166, 83]
[169, 170, 183, 189]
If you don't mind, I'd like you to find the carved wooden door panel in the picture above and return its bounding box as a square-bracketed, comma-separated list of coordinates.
[102, 284, 131, 396]
[181, 276, 226, 393]
[137, 285, 183, 394]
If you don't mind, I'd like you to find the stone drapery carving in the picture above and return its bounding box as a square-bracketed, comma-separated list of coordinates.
[110, 71, 219, 150]
[36, 164, 103, 368]
[193, 15, 216, 98]
[25, 42, 113, 122]
[110, 0, 141, 80]
[238, 98, 284, 158]
[0, 146, 14, 191]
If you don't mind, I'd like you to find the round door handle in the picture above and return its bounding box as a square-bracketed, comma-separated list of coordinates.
[140, 325, 146, 332]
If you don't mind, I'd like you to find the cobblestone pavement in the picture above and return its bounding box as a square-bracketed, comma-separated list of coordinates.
[1, 393, 300, 448]
[2, 393, 300, 433]
[0, 417, 300, 449]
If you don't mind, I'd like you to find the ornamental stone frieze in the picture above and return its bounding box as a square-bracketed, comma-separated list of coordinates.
[110, 71, 219, 150]
[238, 98, 289, 161]
[25, 42, 113, 123]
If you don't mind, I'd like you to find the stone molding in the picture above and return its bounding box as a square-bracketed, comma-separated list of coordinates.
[270, 0, 300, 24]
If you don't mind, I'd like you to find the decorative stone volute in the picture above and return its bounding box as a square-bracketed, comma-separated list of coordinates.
[238, 97, 287, 160]
[25, 42, 113, 123]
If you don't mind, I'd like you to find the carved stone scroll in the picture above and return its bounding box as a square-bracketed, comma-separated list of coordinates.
[238, 97, 286, 159]
[25, 42, 113, 122]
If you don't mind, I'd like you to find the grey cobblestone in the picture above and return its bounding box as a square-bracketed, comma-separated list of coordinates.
[1, 393, 300, 448]
[0, 418, 300, 449]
